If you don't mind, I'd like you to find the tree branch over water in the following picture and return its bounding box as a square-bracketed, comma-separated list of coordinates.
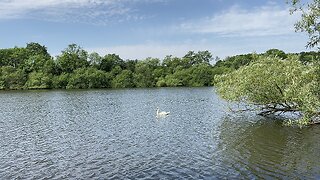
[215, 55, 320, 125]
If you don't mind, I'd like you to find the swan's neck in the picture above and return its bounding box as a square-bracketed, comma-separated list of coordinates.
[156, 109, 159, 115]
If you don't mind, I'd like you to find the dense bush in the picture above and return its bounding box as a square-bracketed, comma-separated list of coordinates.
[0, 43, 318, 91]
[215, 55, 320, 124]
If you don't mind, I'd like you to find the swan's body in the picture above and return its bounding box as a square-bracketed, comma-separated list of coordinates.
[156, 108, 170, 117]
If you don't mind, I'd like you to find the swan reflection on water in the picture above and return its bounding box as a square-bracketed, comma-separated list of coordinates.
[156, 107, 170, 118]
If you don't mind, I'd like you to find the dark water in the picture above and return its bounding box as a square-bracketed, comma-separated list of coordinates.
[0, 87, 319, 179]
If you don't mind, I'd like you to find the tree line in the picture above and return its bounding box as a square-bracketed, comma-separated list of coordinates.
[0, 42, 318, 90]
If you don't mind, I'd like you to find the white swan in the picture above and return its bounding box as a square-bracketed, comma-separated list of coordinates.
[156, 107, 170, 117]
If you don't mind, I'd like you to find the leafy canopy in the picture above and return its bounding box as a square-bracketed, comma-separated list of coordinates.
[215, 55, 320, 121]
[289, 0, 320, 48]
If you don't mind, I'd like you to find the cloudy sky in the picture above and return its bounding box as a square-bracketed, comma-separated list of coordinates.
[0, 0, 312, 60]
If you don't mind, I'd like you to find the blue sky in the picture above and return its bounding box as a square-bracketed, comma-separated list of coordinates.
[0, 0, 312, 60]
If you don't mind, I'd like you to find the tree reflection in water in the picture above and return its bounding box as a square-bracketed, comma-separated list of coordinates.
[213, 114, 320, 179]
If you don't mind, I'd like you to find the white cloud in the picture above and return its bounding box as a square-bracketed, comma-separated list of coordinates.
[0, 0, 161, 24]
[0, 0, 104, 18]
[179, 4, 300, 37]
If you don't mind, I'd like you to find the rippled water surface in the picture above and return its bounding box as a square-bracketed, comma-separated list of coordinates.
[0, 87, 319, 179]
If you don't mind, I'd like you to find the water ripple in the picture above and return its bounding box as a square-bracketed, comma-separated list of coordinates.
[0, 88, 319, 179]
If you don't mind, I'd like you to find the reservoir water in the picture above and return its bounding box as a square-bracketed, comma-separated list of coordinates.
[0, 87, 319, 179]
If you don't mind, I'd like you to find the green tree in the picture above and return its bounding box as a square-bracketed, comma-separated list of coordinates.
[133, 58, 160, 87]
[0, 47, 29, 68]
[66, 68, 110, 89]
[111, 70, 134, 88]
[183, 50, 212, 66]
[110, 65, 122, 77]
[26, 42, 51, 59]
[289, 0, 320, 48]
[163, 74, 183, 87]
[156, 77, 167, 87]
[189, 64, 213, 86]
[153, 67, 166, 86]
[215, 55, 319, 124]
[88, 52, 102, 68]
[164, 68, 190, 87]
[265, 49, 288, 59]
[52, 73, 70, 89]
[162, 55, 187, 74]
[211, 66, 234, 85]
[25, 71, 52, 89]
[56, 44, 89, 73]
[217, 54, 255, 70]
[0, 66, 27, 90]
[124, 59, 138, 72]
[24, 55, 55, 74]
[100, 54, 124, 72]
[298, 51, 320, 64]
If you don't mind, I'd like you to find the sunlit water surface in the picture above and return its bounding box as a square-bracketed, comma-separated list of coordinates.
[0, 88, 319, 179]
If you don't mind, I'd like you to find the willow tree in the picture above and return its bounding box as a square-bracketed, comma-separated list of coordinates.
[289, 0, 320, 48]
[215, 55, 320, 124]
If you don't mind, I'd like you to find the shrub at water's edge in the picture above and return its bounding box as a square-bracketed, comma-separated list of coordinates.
[215, 55, 320, 125]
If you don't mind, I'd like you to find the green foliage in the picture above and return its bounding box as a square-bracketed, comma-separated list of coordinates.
[283, 117, 310, 128]
[25, 71, 52, 89]
[0, 66, 27, 90]
[211, 66, 233, 85]
[183, 50, 212, 66]
[56, 44, 89, 73]
[156, 77, 167, 87]
[133, 58, 160, 87]
[164, 74, 183, 87]
[111, 70, 134, 88]
[67, 68, 110, 89]
[162, 63, 213, 87]
[215, 55, 320, 123]
[110, 65, 122, 77]
[298, 51, 320, 64]
[26, 42, 51, 59]
[188, 64, 213, 86]
[0, 47, 28, 68]
[289, 0, 320, 48]
[265, 49, 288, 59]
[163, 55, 187, 73]
[52, 73, 70, 89]
[124, 59, 138, 72]
[100, 54, 124, 72]
[88, 52, 102, 68]
[0, 43, 318, 93]
[24, 55, 55, 74]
